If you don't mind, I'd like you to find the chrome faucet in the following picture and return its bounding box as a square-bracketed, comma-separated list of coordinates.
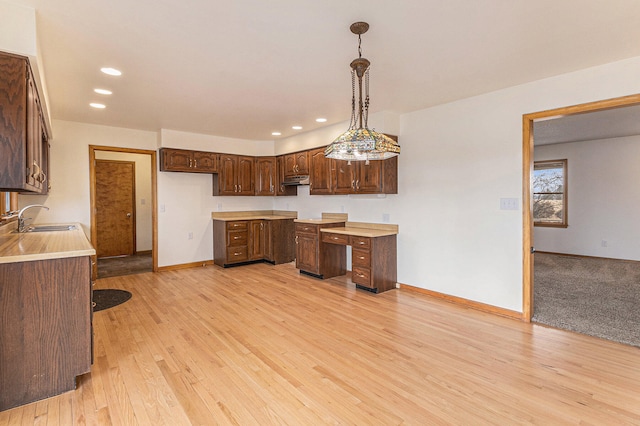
[17, 204, 49, 233]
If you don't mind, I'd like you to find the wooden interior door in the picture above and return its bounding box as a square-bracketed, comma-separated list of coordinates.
[95, 160, 135, 258]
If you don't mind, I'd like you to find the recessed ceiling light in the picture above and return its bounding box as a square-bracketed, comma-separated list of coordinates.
[272, 132, 281, 136]
[292, 126, 302, 130]
[90, 103, 106, 109]
[94, 88, 112, 95]
[100, 67, 122, 76]
[315, 118, 327, 123]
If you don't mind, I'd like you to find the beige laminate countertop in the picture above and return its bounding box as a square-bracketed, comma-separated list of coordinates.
[0, 223, 95, 264]
[211, 210, 297, 222]
[294, 218, 347, 225]
[320, 224, 399, 238]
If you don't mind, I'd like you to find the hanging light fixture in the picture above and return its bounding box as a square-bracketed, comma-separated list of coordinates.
[325, 22, 400, 162]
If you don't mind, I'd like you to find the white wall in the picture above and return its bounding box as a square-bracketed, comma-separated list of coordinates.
[94, 151, 153, 252]
[534, 136, 640, 261]
[19, 54, 640, 312]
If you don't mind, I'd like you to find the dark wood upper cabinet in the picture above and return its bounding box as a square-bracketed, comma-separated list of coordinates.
[213, 154, 254, 196]
[255, 157, 276, 196]
[284, 151, 309, 177]
[0, 51, 50, 193]
[276, 155, 297, 196]
[309, 147, 334, 195]
[160, 148, 217, 173]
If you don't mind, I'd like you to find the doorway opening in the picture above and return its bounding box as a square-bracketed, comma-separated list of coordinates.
[522, 94, 640, 321]
[89, 145, 158, 277]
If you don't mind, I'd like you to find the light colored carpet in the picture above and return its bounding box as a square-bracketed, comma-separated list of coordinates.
[533, 252, 640, 348]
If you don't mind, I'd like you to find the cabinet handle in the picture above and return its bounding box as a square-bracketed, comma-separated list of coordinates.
[189, 158, 193, 168]
[359, 241, 365, 245]
[239, 184, 242, 192]
[357, 273, 365, 278]
[351, 180, 355, 190]
[234, 184, 238, 192]
[92, 301, 97, 308]
[260, 223, 264, 230]
[332, 236, 339, 240]
[356, 179, 360, 190]
[194, 159, 198, 168]
[295, 236, 299, 244]
[234, 236, 240, 239]
[358, 256, 365, 259]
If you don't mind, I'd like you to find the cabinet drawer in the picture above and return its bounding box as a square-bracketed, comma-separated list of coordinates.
[295, 223, 318, 236]
[350, 236, 371, 249]
[352, 266, 372, 287]
[322, 232, 349, 245]
[352, 248, 371, 267]
[226, 246, 249, 262]
[227, 230, 248, 246]
[227, 221, 248, 231]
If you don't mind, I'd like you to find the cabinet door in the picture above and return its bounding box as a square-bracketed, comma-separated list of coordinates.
[309, 147, 333, 195]
[249, 220, 266, 260]
[296, 234, 319, 274]
[161, 149, 193, 172]
[284, 154, 298, 177]
[263, 221, 273, 261]
[255, 157, 275, 196]
[218, 154, 238, 195]
[355, 161, 383, 193]
[294, 151, 309, 175]
[276, 156, 296, 196]
[236, 156, 255, 195]
[193, 151, 217, 172]
[333, 160, 357, 194]
[26, 74, 38, 188]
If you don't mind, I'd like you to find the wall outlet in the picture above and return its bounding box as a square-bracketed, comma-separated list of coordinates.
[160, 204, 166, 213]
[601, 240, 608, 247]
[217, 203, 222, 211]
[500, 198, 518, 210]
[140, 198, 146, 205]
[340, 205, 345, 213]
[382, 213, 390, 223]
[188, 232, 193, 240]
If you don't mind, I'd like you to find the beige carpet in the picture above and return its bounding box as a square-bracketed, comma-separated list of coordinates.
[533, 253, 640, 347]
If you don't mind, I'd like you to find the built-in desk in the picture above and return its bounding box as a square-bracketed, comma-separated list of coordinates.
[294, 217, 398, 293]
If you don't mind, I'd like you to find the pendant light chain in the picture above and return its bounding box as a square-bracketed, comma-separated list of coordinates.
[364, 69, 370, 128]
[349, 69, 357, 130]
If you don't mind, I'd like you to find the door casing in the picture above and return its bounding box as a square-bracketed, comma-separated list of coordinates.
[522, 93, 640, 321]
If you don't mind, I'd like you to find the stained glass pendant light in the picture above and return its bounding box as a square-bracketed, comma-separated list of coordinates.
[324, 22, 400, 161]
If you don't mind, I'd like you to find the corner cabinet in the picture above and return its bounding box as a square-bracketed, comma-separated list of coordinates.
[0, 51, 50, 193]
[213, 218, 295, 267]
[160, 148, 217, 173]
[0, 256, 92, 411]
[255, 157, 276, 196]
[213, 154, 255, 196]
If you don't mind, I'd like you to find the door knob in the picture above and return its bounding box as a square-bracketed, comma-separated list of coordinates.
[126, 213, 131, 218]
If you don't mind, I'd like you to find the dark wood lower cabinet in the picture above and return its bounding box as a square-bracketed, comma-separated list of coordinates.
[0, 256, 92, 411]
[295, 222, 346, 278]
[214, 219, 295, 267]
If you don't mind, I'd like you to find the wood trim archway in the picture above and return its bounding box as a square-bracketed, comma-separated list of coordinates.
[89, 145, 158, 272]
[522, 93, 640, 321]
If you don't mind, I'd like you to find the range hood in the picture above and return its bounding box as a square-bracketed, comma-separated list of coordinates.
[282, 175, 310, 186]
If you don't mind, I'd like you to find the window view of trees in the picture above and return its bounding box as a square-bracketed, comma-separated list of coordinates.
[533, 159, 567, 227]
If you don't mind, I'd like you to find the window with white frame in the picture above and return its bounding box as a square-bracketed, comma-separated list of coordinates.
[533, 159, 567, 227]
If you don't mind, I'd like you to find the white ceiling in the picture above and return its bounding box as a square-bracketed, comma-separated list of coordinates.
[7, 0, 640, 141]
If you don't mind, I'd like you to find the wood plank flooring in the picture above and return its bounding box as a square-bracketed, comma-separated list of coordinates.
[2, 261, 640, 424]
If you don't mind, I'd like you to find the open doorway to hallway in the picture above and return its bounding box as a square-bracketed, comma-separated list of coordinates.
[89, 145, 158, 278]
[523, 94, 640, 346]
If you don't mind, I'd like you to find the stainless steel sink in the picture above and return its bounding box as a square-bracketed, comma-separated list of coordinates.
[25, 224, 78, 232]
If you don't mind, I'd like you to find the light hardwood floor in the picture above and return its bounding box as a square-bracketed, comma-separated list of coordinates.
[2, 262, 640, 424]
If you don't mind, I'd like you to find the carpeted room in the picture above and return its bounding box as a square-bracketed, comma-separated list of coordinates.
[532, 112, 640, 347]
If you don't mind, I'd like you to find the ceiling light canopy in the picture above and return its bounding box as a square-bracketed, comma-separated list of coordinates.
[325, 22, 400, 162]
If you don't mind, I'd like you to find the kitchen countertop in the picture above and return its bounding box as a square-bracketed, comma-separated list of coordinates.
[0, 223, 95, 264]
[211, 210, 297, 221]
[294, 218, 347, 225]
[319, 221, 399, 237]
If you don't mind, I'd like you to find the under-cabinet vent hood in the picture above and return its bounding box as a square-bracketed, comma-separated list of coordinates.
[282, 175, 310, 186]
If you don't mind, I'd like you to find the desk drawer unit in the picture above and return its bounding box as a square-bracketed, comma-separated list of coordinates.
[352, 248, 371, 267]
[322, 232, 349, 245]
[226, 246, 249, 262]
[352, 266, 372, 288]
